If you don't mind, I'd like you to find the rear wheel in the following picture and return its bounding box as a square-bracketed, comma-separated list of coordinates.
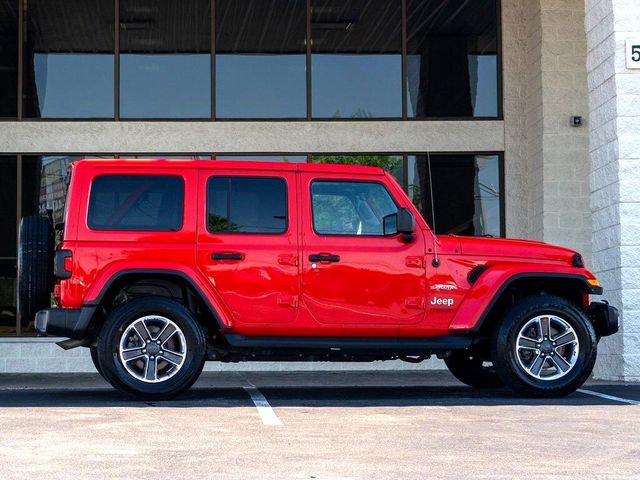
[90, 347, 105, 379]
[17, 216, 54, 326]
[444, 350, 503, 388]
[492, 295, 597, 397]
[97, 296, 206, 400]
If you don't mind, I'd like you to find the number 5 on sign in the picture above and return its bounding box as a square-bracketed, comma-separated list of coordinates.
[626, 39, 640, 69]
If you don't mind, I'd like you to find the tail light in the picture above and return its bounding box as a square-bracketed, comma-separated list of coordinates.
[54, 250, 72, 279]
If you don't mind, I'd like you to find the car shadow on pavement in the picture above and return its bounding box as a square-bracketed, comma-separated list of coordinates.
[0, 384, 633, 408]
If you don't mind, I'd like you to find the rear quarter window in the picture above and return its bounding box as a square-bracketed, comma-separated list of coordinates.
[88, 175, 184, 231]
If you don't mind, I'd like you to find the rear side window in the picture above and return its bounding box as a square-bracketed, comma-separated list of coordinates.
[88, 175, 184, 231]
[207, 177, 287, 234]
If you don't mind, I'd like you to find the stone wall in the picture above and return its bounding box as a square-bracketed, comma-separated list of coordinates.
[586, 0, 640, 380]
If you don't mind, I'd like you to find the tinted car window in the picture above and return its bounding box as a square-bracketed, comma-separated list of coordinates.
[88, 175, 184, 231]
[311, 181, 397, 235]
[207, 177, 287, 234]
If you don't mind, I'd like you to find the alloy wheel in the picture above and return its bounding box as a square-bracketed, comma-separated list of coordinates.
[118, 315, 187, 383]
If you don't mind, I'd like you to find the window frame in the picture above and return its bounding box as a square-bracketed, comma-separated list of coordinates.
[9, 0, 502, 121]
[205, 175, 289, 235]
[87, 174, 185, 232]
[310, 179, 400, 238]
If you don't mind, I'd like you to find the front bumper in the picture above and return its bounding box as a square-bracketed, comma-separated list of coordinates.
[586, 301, 619, 338]
[35, 307, 96, 339]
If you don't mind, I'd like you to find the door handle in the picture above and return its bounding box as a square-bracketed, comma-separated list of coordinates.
[308, 254, 340, 262]
[211, 252, 244, 261]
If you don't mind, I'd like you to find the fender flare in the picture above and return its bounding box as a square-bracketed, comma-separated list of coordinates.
[451, 271, 602, 333]
[84, 268, 228, 329]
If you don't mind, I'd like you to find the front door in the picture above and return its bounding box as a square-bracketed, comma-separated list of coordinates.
[300, 173, 427, 326]
[196, 169, 299, 324]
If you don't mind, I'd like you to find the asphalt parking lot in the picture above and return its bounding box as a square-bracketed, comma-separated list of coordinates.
[0, 371, 638, 480]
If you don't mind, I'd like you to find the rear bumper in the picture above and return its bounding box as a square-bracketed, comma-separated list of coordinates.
[586, 301, 619, 338]
[35, 307, 96, 339]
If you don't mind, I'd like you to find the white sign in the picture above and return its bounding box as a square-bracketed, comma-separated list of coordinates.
[626, 39, 640, 69]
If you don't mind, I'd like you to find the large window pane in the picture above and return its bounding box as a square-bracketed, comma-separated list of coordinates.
[312, 154, 403, 185]
[311, 0, 402, 118]
[408, 154, 502, 236]
[120, 0, 211, 118]
[407, 0, 498, 118]
[24, 0, 114, 118]
[0, 157, 17, 336]
[0, 0, 18, 117]
[216, 0, 306, 118]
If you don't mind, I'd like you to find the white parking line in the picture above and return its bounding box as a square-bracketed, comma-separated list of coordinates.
[577, 388, 640, 405]
[243, 384, 283, 426]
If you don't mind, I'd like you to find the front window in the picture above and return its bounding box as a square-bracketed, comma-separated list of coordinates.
[311, 181, 397, 236]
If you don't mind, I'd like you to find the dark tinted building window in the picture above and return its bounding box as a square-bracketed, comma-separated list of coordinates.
[207, 177, 287, 234]
[88, 175, 184, 231]
[0, 156, 17, 335]
[311, 0, 402, 118]
[120, 0, 211, 118]
[312, 154, 403, 185]
[216, 0, 306, 118]
[0, 0, 18, 117]
[409, 154, 501, 236]
[407, 0, 498, 118]
[23, 0, 114, 118]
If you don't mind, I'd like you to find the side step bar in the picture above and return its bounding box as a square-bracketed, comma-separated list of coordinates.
[224, 334, 472, 351]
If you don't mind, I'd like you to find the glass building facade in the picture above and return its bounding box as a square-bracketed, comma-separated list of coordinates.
[0, 0, 502, 336]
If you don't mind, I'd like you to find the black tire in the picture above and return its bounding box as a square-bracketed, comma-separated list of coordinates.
[97, 296, 206, 400]
[18, 216, 54, 326]
[492, 294, 597, 398]
[444, 350, 504, 388]
[90, 347, 105, 379]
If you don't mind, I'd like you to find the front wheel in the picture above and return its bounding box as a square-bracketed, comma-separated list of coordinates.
[492, 295, 597, 397]
[97, 296, 207, 400]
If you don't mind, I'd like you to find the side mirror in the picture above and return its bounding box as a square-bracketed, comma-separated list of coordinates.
[383, 208, 415, 242]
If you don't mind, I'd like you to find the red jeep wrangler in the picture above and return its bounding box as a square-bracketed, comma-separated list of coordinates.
[19, 159, 618, 400]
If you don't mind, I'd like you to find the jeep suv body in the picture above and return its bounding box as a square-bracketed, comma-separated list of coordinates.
[21, 159, 618, 399]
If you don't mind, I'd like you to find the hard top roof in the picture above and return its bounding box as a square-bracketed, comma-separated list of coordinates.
[72, 158, 386, 176]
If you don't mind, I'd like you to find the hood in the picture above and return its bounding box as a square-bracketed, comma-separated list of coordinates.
[444, 235, 581, 265]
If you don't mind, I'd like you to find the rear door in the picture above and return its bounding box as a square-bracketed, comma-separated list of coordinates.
[300, 173, 427, 326]
[196, 169, 299, 324]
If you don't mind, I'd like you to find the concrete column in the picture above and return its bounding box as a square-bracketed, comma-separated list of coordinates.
[524, 0, 592, 260]
[586, 0, 640, 380]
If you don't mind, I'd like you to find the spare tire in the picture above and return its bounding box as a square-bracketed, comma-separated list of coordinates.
[18, 215, 55, 326]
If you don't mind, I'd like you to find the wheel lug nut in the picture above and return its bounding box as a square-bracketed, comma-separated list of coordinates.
[150, 356, 155, 360]
[159, 351, 163, 355]
[146, 340, 150, 344]
[536, 344, 541, 348]
[553, 342, 556, 346]
[156, 340, 161, 344]
[142, 349, 146, 353]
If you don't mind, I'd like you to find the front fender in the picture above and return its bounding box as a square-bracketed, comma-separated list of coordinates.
[448, 263, 601, 332]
